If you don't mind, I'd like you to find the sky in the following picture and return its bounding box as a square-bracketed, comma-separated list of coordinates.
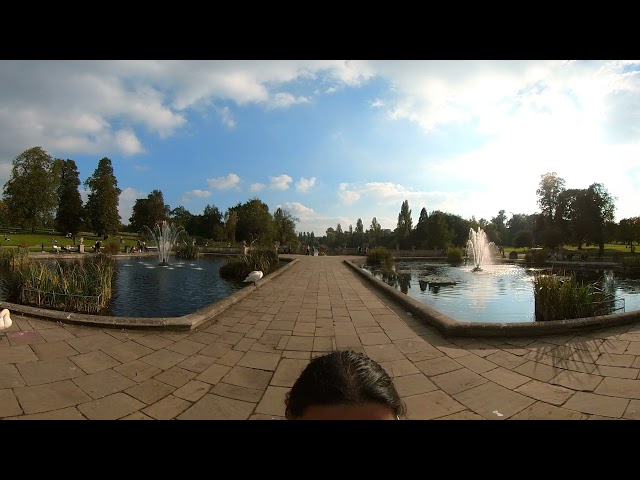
[1, 60, 639, 236]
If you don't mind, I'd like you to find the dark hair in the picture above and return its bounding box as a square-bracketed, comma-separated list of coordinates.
[285, 350, 407, 419]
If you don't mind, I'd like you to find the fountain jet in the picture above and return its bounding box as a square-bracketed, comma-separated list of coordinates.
[144, 221, 185, 266]
[466, 227, 496, 272]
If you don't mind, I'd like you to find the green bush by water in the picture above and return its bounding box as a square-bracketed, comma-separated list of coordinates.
[366, 247, 394, 269]
[175, 237, 200, 260]
[219, 249, 280, 281]
[525, 249, 548, 267]
[446, 247, 464, 263]
[533, 270, 614, 321]
[16, 256, 115, 313]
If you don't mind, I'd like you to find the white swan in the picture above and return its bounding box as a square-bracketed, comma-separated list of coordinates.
[0, 308, 12, 331]
[243, 270, 264, 286]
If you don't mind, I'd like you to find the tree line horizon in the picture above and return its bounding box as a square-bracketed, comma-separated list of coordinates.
[1, 147, 637, 253]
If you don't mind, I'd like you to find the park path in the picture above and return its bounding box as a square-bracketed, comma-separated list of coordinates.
[1, 255, 640, 419]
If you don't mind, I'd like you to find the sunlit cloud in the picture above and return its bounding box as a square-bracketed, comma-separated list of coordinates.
[207, 173, 241, 190]
[269, 174, 293, 190]
[296, 176, 316, 193]
[249, 182, 265, 192]
[181, 189, 211, 203]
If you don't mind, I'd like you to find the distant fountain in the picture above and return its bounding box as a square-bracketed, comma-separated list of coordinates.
[144, 221, 185, 266]
[466, 227, 496, 272]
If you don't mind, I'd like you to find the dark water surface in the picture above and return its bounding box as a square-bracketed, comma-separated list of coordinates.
[0, 255, 246, 318]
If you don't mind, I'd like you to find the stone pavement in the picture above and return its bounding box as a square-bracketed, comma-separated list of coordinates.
[2, 255, 640, 420]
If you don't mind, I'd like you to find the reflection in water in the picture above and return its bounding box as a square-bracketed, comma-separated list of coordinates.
[363, 261, 640, 324]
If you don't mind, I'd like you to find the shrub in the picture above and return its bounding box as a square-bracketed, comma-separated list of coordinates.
[175, 236, 200, 260]
[446, 247, 464, 263]
[533, 270, 615, 321]
[621, 255, 640, 277]
[525, 249, 547, 267]
[508, 250, 518, 260]
[219, 249, 280, 281]
[103, 242, 121, 255]
[366, 247, 394, 269]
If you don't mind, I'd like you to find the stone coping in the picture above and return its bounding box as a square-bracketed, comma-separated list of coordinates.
[0, 258, 299, 331]
[344, 259, 640, 338]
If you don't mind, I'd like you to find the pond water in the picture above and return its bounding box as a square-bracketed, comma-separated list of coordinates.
[0, 256, 247, 318]
[362, 260, 640, 323]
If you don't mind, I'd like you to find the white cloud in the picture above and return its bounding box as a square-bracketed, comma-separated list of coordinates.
[207, 173, 241, 190]
[338, 182, 360, 204]
[281, 201, 352, 235]
[296, 176, 316, 193]
[181, 189, 211, 203]
[269, 174, 293, 190]
[217, 106, 236, 128]
[370, 98, 384, 108]
[268, 92, 310, 109]
[249, 182, 265, 192]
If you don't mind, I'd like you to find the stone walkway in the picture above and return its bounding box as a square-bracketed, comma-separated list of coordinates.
[1, 255, 640, 420]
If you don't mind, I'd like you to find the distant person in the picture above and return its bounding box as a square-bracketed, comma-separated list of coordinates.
[285, 350, 406, 420]
[306, 245, 310, 256]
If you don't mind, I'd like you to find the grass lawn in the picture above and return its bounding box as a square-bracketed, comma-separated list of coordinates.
[502, 243, 636, 260]
[0, 231, 142, 253]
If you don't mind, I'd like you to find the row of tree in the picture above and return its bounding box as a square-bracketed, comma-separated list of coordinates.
[0, 146, 300, 246]
[1, 147, 634, 253]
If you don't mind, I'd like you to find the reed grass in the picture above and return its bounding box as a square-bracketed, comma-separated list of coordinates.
[533, 270, 615, 321]
[175, 236, 200, 260]
[366, 247, 395, 270]
[219, 249, 279, 280]
[0, 247, 30, 268]
[16, 256, 115, 313]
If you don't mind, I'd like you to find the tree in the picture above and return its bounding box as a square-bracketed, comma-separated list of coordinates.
[424, 211, 453, 249]
[514, 229, 534, 249]
[3, 146, 58, 231]
[396, 200, 413, 249]
[536, 172, 566, 223]
[585, 183, 616, 255]
[273, 207, 298, 245]
[230, 198, 273, 245]
[84, 157, 121, 237]
[129, 190, 171, 233]
[0, 200, 7, 226]
[170, 206, 193, 229]
[54, 159, 84, 235]
[413, 207, 429, 248]
[224, 210, 238, 243]
[368, 217, 382, 245]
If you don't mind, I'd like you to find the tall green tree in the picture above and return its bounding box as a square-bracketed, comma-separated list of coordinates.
[229, 198, 273, 245]
[54, 159, 84, 235]
[413, 207, 429, 248]
[129, 190, 170, 232]
[84, 157, 122, 237]
[425, 211, 453, 249]
[3, 146, 58, 231]
[536, 172, 566, 223]
[273, 207, 298, 245]
[396, 199, 413, 249]
[368, 217, 382, 245]
[170, 206, 193, 229]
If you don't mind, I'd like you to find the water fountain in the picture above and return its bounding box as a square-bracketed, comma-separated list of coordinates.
[144, 221, 185, 266]
[466, 227, 496, 272]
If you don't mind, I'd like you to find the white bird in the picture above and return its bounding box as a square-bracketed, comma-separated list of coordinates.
[0, 308, 12, 331]
[243, 270, 264, 286]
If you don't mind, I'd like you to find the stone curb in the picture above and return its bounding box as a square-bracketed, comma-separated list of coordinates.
[343, 259, 640, 338]
[0, 258, 299, 331]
